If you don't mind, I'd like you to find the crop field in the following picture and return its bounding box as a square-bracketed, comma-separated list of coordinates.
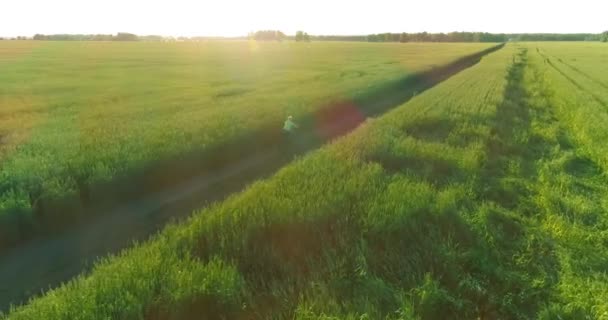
[0, 41, 495, 247]
[3, 42, 607, 319]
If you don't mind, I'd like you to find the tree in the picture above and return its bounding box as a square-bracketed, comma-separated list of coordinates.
[602, 31, 608, 42]
[472, 32, 481, 42]
[92, 34, 113, 41]
[432, 33, 447, 42]
[367, 34, 379, 42]
[140, 35, 163, 42]
[295, 31, 310, 42]
[252, 30, 286, 41]
[113, 32, 138, 41]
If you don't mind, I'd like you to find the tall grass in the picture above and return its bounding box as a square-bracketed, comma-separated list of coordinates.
[4, 43, 607, 319]
[0, 41, 495, 247]
[525, 43, 608, 318]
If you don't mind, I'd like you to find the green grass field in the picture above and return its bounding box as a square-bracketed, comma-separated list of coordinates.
[0, 41, 495, 246]
[3, 42, 607, 319]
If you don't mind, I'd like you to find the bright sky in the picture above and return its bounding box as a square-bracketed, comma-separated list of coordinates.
[1, 0, 606, 37]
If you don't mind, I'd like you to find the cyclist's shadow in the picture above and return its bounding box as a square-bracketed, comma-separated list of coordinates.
[278, 128, 312, 161]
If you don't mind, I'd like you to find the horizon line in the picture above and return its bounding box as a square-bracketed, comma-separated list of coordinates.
[2, 30, 605, 39]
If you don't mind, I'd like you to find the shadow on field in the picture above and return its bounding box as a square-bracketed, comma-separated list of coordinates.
[481, 47, 536, 211]
[405, 117, 456, 143]
[371, 152, 466, 187]
[0, 44, 504, 312]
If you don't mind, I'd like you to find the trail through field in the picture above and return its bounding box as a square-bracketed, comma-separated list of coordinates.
[536, 48, 608, 109]
[542, 50, 608, 90]
[0, 44, 502, 312]
[477, 47, 608, 317]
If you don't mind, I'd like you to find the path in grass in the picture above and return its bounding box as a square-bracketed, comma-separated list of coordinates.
[525, 45, 608, 316]
[0, 44, 504, 312]
[475, 46, 608, 318]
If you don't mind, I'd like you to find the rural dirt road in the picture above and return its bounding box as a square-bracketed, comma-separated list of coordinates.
[0, 44, 503, 312]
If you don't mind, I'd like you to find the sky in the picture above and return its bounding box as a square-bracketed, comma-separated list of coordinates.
[1, 0, 606, 37]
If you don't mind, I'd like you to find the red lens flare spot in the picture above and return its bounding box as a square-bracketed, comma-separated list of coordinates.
[314, 101, 366, 140]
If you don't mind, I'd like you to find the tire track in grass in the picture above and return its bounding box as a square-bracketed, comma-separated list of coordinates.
[551, 54, 608, 91]
[490, 46, 606, 240]
[483, 46, 608, 318]
[481, 48, 537, 211]
[526, 47, 608, 318]
[472, 48, 564, 317]
[537, 49, 608, 110]
[0, 45, 505, 312]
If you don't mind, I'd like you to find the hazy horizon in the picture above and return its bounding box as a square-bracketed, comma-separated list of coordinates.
[1, 0, 607, 38]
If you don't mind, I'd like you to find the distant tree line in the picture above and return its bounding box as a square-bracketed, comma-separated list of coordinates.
[33, 34, 113, 41]
[0, 36, 29, 40]
[513, 33, 601, 41]
[309, 32, 605, 42]
[295, 31, 311, 42]
[248, 30, 286, 41]
[311, 35, 368, 41]
[188, 36, 248, 41]
[32, 33, 147, 41]
[9, 31, 607, 42]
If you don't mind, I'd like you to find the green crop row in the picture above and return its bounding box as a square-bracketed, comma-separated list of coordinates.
[532, 44, 608, 171]
[4, 43, 607, 319]
[523, 44, 608, 318]
[0, 41, 495, 247]
[534, 42, 608, 91]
